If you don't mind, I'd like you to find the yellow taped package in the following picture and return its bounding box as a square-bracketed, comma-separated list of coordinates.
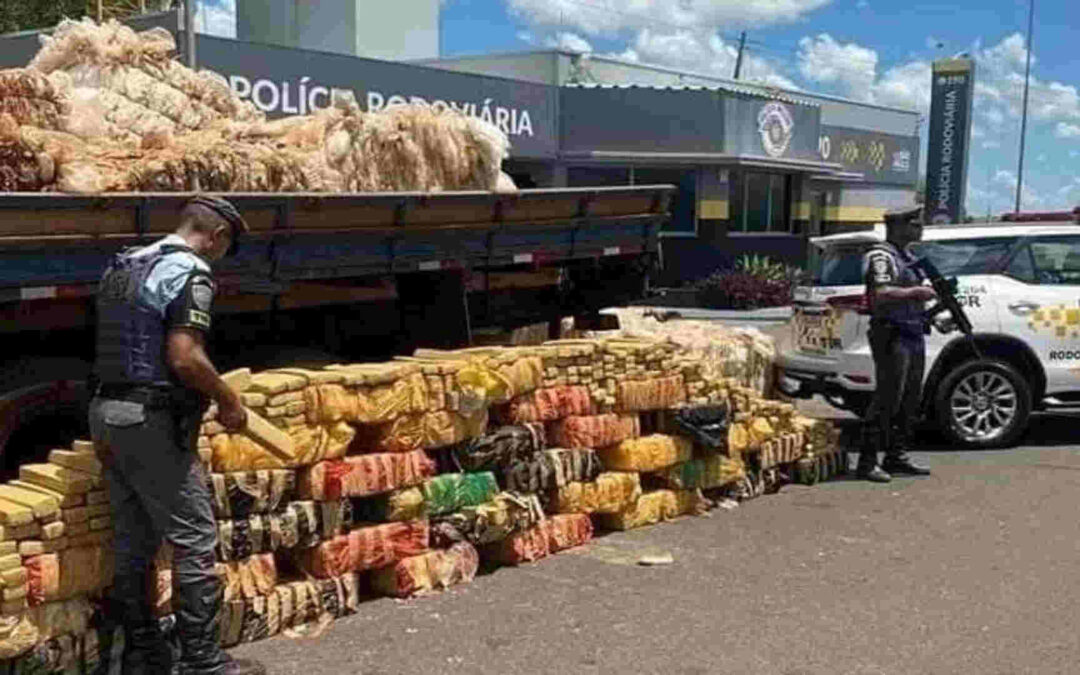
[357, 409, 489, 453]
[456, 362, 511, 409]
[597, 434, 693, 472]
[211, 433, 300, 473]
[548, 472, 642, 515]
[595, 489, 702, 531]
[287, 421, 356, 466]
[303, 385, 357, 426]
[351, 372, 429, 425]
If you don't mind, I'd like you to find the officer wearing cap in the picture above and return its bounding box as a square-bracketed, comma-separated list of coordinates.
[88, 196, 265, 675]
[857, 205, 935, 483]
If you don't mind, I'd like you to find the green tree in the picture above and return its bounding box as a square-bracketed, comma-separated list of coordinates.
[0, 0, 173, 35]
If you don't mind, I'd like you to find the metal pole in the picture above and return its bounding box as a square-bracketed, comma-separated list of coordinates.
[733, 31, 747, 80]
[185, 0, 197, 70]
[1015, 0, 1034, 214]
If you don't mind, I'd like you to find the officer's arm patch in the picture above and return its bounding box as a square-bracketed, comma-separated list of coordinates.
[167, 272, 216, 333]
[865, 252, 897, 287]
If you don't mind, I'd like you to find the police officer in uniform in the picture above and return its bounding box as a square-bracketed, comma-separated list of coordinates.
[88, 196, 266, 675]
[858, 205, 936, 483]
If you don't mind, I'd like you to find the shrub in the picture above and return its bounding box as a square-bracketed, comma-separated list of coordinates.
[694, 256, 802, 310]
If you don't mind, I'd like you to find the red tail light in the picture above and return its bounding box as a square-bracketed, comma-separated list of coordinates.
[826, 294, 870, 315]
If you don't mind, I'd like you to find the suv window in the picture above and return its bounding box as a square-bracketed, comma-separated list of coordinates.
[813, 236, 1017, 287]
[1014, 237, 1080, 284]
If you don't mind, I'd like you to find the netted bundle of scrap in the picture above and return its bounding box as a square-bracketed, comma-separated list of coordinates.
[0, 18, 515, 194]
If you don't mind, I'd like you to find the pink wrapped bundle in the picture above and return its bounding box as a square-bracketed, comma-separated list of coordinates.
[25, 554, 59, 607]
[616, 375, 687, 412]
[543, 513, 594, 553]
[479, 524, 550, 565]
[500, 386, 594, 424]
[298, 450, 435, 500]
[295, 519, 429, 578]
[547, 414, 640, 449]
[370, 541, 479, 598]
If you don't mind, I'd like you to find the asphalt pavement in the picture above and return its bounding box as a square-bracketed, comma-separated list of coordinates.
[231, 411, 1080, 675]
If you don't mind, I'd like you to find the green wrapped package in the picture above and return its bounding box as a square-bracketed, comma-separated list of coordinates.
[352, 487, 427, 523]
[649, 455, 745, 490]
[422, 472, 498, 516]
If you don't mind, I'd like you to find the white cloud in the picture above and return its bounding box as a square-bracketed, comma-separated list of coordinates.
[971, 126, 985, 138]
[516, 30, 537, 45]
[973, 33, 1080, 123]
[994, 169, 1017, 186]
[196, 0, 235, 39]
[871, 59, 932, 111]
[1055, 122, 1080, 139]
[982, 140, 1002, 149]
[1038, 153, 1047, 163]
[506, 0, 832, 38]
[797, 34, 877, 97]
[545, 32, 593, 53]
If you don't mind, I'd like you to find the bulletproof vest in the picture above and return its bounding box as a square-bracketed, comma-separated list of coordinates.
[93, 244, 191, 388]
[866, 242, 925, 326]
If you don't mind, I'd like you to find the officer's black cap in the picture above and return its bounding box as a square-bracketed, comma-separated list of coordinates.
[187, 195, 249, 256]
[883, 205, 924, 226]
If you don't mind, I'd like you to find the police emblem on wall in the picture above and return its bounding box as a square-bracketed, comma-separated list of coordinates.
[758, 102, 794, 158]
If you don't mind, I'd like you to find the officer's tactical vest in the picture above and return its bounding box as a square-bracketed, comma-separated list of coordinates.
[865, 242, 925, 327]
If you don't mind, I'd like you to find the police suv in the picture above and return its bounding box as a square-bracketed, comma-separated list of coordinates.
[777, 215, 1080, 448]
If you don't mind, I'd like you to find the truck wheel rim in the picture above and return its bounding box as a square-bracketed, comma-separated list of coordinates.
[950, 371, 1018, 441]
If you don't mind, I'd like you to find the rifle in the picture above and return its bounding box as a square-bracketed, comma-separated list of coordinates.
[909, 254, 983, 359]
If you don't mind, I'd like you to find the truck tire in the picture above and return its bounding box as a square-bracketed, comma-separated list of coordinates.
[934, 359, 1032, 449]
[0, 357, 92, 478]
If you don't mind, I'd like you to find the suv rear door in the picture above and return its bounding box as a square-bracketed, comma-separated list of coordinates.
[791, 241, 872, 362]
[997, 235, 1080, 393]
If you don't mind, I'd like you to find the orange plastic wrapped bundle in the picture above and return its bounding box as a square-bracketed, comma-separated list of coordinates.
[370, 541, 479, 598]
[480, 524, 550, 565]
[616, 375, 686, 412]
[547, 414, 641, 449]
[595, 489, 704, 531]
[217, 554, 278, 601]
[598, 434, 693, 472]
[347, 371, 429, 425]
[303, 384, 357, 425]
[649, 455, 746, 490]
[351, 409, 489, 453]
[56, 545, 111, 600]
[24, 554, 59, 607]
[499, 386, 594, 424]
[544, 514, 593, 553]
[547, 472, 642, 515]
[295, 519, 429, 578]
[298, 450, 435, 500]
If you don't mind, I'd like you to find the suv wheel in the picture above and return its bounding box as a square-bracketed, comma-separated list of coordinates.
[934, 359, 1032, 448]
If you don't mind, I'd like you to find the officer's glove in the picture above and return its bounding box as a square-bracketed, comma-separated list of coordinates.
[933, 316, 957, 334]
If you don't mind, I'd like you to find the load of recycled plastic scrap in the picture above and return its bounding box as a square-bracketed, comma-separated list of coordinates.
[0, 18, 516, 194]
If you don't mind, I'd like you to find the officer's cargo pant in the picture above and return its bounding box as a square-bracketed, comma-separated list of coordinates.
[862, 321, 925, 465]
[89, 397, 227, 675]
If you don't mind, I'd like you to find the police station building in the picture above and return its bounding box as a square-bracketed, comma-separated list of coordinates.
[1, 12, 921, 285]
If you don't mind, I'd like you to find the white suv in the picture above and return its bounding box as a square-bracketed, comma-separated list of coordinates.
[777, 219, 1080, 448]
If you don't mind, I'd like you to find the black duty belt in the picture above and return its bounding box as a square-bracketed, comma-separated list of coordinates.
[95, 384, 193, 409]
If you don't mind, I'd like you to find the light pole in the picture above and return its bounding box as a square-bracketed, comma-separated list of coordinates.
[1015, 0, 1034, 214]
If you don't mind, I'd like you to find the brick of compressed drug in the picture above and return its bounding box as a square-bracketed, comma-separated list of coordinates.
[63, 522, 88, 537]
[85, 491, 109, 506]
[89, 517, 110, 531]
[85, 505, 110, 519]
[0, 566, 26, 588]
[0, 553, 21, 571]
[18, 539, 67, 556]
[222, 368, 253, 394]
[69, 531, 111, 548]
[40, 522, 64, 541]
[242, 409, 296, 463]
[47, 450, 102, 477]
[0, 542, 14, 556]
[0, 522, 40, 542]
[3, 584, 27, 601]
[0, 499, 34, 527]
[71, 440, 95, 454]
[60, 508, 88, 525]
[267, 391, 304, 407]
[240, 392, 267, 407]
[0, 486, 59, 521]
[19, 464, 94, 495]
[8, 482, 83, 509]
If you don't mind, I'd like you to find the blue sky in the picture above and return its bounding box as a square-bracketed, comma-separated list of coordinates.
[200, 0, 1080, 216]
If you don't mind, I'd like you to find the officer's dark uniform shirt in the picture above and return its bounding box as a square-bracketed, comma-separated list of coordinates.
[862, 241, 925, 337]
[94, 234, 216, 388]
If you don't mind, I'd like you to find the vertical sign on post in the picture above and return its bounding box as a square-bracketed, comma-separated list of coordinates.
[926, 58, 976, 224]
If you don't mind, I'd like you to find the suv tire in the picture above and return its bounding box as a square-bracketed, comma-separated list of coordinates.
[934, 359, 1032, 449]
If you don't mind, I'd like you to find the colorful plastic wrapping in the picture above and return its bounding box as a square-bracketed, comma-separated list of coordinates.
[208, 469, 297, 519]
[547, 414, 641, 449]
[543, 514, 593, 553]
[502, 448, 602, 493]
[24, 554, 59, 607]
[210, 433, 295, 473]
[498, 386, 594, 424]
[597, 434, 693, 472]
[298, 450, 435, 501]
[445, 424, 546, 474]
[668, 405, 729, 450]
[547, 472, 642, 515]
[351, 410, 489, 454]
[9, 633, 80, 673]
[56, 546, 110, 600]
[648, 455, 746, 490]
[303, 384, 357, 425]
[352, 487, 428, 522]
[430, 492, 545, 547]
[480, 525, 550, 565]
[421, 472, 499, 517]
[595, 490, 704, 531]
[350, 372, 430, 425]
[294, 519, 429, 578]
[370, 541, 479, 598]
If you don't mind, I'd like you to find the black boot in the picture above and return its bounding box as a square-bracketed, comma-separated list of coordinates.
[174, 574, 266, 675]
[121, 620, 173, 675]
[855, 420, 891, 483]
[882, 426, 931, 476]
[855, 456, 892, 483]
